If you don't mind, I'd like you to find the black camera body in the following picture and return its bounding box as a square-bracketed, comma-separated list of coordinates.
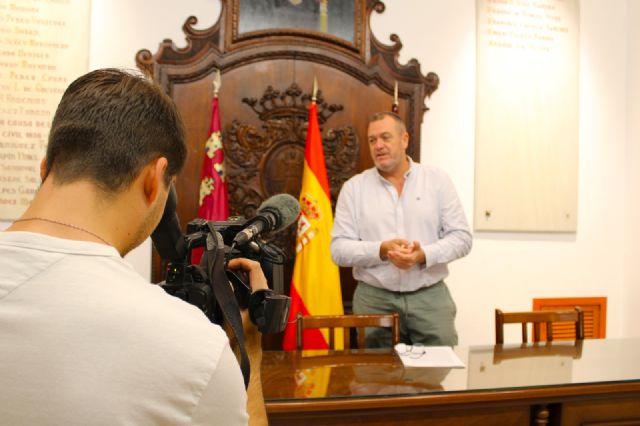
[158, 216, 291, 334]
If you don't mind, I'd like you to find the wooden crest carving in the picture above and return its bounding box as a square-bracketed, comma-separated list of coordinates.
[224, 83, 358, 258]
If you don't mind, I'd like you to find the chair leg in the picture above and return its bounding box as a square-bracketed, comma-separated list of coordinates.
[357, 327, 366, 348]
[495, 309, 504, 344]
[296, 313, 303, 351]
[522, 323, 528, 343]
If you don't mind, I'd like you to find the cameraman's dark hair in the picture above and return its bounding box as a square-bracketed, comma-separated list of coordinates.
[45, 68, 187, 193]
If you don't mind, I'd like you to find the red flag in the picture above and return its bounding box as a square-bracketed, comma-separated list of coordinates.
[282, 102, 344, 350]
[192, 93, 229, 264]
[197, 95, 228, 220]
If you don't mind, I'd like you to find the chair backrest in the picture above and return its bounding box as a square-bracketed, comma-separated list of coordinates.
[495, 307, 585, 344]
[296, 313, 400, 350]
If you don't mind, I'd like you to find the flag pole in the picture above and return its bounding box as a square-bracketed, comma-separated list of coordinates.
[312, 76, 318, 104]
[212, 69, 221, 98]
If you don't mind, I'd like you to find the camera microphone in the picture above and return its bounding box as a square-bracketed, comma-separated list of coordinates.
[232, 193, 300, 248]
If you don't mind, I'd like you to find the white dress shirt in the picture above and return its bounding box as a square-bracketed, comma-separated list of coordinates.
[0, 231, 248, 426]
[331, 158, 472, 292]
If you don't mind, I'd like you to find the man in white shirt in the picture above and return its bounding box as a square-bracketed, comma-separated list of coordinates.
[331, 112, 472, 347]
[0, 69, 258, 425]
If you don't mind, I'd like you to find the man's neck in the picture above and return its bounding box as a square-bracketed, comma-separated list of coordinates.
[378, 158, 411, 194]
[8, 179, 133, 255]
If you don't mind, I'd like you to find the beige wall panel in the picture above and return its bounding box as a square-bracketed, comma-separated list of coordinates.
[0, 0, 90, 220]
[475, 0, 579, 232]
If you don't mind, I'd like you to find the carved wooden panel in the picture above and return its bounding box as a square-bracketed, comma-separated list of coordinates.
[136, 0, 439, 318]
[224, 82, 357, 260]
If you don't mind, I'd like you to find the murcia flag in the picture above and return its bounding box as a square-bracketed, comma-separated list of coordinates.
[197, 94, 228, 221]
[282, 100, 344, 350]
[193, 73, 228, 264]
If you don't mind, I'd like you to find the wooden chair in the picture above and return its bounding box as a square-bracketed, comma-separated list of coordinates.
[495, 307, 584, 344]
[296, 313, 400, 350]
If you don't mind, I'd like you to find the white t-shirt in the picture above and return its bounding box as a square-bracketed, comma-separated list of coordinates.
[0, 231, 248, 426]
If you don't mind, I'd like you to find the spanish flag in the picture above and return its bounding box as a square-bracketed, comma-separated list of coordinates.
[282, 100, 344, 350]
[294, 366, 333, 398]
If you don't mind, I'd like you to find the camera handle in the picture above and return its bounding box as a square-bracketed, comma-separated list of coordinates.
[227, 269, 292, 334]
[201, 232, 251, 389]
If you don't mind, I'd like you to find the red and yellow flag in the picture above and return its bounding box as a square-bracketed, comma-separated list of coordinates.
[282, 101, 344, 350]
[193, 82, 229, 264]
[198, 94, 228, 221]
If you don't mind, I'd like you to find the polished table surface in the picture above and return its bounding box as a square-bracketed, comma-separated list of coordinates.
[261, 338, 640, 425]
[262, 338, 640, 400]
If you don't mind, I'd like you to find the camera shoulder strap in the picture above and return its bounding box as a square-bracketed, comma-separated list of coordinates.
[202, 233, 251, 389]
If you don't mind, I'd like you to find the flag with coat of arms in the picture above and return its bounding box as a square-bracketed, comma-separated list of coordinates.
[282, 79, 344, 350]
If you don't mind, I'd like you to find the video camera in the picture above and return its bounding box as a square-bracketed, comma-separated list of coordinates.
[151, 184, 295, 334]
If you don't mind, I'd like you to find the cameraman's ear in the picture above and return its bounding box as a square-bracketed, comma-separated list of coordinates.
[40, 158, 48, 182]
[142, 157, 168, 204]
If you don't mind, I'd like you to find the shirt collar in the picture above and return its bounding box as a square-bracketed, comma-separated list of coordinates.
[405, 156, 416, 178]
[374, 156, 415, 181]
[0, 231, 121, 258]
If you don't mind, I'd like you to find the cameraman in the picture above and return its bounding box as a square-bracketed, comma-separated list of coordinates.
[0, 69, 263, 425]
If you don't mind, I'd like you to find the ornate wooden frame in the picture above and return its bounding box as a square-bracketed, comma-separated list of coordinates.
[136, 0, 439, 311]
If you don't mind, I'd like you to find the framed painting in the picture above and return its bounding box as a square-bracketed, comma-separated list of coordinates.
[234, 0, 360, 45]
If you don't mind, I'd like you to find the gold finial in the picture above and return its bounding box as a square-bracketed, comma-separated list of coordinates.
[212, 69, 221, 97]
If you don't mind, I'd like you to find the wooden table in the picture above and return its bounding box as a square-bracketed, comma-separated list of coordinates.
[261, 338, 640, 425]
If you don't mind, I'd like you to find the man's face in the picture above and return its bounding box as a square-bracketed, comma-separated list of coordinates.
[367, 116, 409, 175]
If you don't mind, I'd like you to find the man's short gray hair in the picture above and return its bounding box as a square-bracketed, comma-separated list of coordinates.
[367, 111, 407, 134]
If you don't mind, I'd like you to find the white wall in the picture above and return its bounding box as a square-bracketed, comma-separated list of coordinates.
[624, 0, 640, 338]
[4, 0, 636, 343]
[89, 0, 221, 70]
[370, 0, 634, 344]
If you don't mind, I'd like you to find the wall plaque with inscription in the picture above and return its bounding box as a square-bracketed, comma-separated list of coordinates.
[0, 0, 90, 219]
[475, 0, 579, 232]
